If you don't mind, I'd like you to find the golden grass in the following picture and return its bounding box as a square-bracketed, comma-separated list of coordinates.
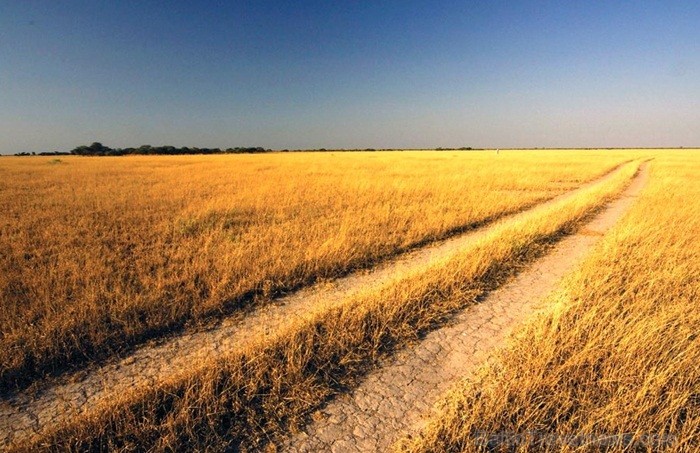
[397, 152, 700, 453]
[0, 151, 632, 389]
[15, 158, 643, 451]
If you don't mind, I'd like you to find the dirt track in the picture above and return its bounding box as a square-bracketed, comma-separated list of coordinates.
[281, 163, 649, 452]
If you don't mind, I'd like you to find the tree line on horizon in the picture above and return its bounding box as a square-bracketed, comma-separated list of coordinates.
[11, 142, 478, 156]
[68, 143, 474, 155]
[69, 142, 270, 156]
[12, 142, 270, 156]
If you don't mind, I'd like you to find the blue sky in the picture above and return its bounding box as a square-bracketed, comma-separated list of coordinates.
[1, 1, 699, 153]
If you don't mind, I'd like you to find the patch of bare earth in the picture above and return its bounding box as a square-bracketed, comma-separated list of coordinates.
[0, 163, 636, 448]
[280, 163, 649, 452]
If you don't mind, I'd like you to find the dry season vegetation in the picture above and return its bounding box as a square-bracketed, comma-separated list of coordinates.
[11, 154, 644, 451]
[0, 151, 630, 390]
[398, 152, 700, 452]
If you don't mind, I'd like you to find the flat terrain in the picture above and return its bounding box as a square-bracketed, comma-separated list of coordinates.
[2, 149, 697, 451]
[0, 150, 629, 390]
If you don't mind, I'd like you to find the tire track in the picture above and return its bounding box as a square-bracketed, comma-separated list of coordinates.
[281, 163, 649, 452]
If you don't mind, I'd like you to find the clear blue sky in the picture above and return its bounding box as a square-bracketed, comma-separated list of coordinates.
[1, 1, 699, 153]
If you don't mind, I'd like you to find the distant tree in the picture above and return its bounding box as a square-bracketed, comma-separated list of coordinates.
[89, 142, 111, 155]
[71, 146, 89, 155]
[71, 142, 113, 155]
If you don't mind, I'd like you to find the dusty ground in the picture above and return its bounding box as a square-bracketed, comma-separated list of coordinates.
[281, 163, 648, 452]
[0, 163, 637, 448]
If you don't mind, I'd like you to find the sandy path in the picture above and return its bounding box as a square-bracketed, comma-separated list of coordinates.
[0, 163, 633, 448]
[281, 163, 649, 452]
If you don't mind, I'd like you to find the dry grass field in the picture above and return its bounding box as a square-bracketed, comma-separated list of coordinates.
[5, 149, 699, 452]
[0, 150, 662, 452]
[398, 151, 700, 452]
[0, 150, 630, 390]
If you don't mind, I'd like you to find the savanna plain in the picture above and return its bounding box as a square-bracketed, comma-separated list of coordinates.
[0, 149, 698, 452]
